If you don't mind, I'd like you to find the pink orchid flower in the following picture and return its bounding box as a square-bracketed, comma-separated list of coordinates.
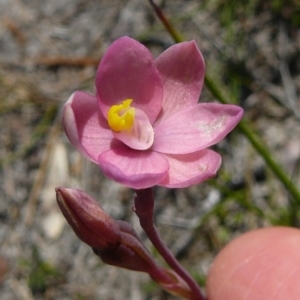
[63, 36, 243, 189]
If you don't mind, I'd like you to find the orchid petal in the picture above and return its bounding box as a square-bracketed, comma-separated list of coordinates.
[98, 143, 169, 189]
[155, 41, 205, 123]
[62, 91, 112, 163]
[96, 36, 163, 124]
[153, 103, 243, 154]
[158, 150, 221, 188]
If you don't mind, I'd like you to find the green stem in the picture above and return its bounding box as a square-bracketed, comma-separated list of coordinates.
[148, 0, 183, 43]
[0, 104, 58, 169]
[205, 74, 300, 205]
[148, 0, 300, 205]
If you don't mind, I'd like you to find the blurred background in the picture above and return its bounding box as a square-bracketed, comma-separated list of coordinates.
[0, 0, 300, 299]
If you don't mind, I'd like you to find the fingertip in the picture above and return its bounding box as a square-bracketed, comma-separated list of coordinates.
[206, 227, 300, 300]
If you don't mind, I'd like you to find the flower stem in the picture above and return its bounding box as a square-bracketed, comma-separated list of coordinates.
[118, 231, 174, 284]
[134, 188, 206, 300]
[148, 0, 184, 43]
[148, 0, 300, 205]
[204, 73, 300, 205]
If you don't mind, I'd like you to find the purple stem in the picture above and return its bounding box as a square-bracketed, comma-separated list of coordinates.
[134, 188, 206, 300]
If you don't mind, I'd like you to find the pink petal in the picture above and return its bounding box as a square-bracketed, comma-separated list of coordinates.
[155, 41, 205, 124]
[96, 36, 163, 124]
[98, 144, 169, 189]
[153, 103, 244, 154]
[158, 149, 222, 188]
[63, 91, 113, 163]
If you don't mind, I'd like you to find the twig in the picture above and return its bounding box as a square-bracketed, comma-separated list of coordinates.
[278, 23, 300, 119]
[24, 112, 61, 227]
[148, 0, 300, 205]
[35, 56, 100, 68]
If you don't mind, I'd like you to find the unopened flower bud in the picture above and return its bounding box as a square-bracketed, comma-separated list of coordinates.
[56, 187, 193, 298]
[56, 187, 161, 274]
[56, 187, 120, 249]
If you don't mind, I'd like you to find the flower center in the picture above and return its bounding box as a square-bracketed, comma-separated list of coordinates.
[107, 99, 154, 150]
[107, 99, 135, 132]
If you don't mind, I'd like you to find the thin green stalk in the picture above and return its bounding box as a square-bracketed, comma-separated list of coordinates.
[205, 74, 300, 204]
[0, 104, 58, 169]
[148, 0, 184, 43]
[148, 0, 300, 205]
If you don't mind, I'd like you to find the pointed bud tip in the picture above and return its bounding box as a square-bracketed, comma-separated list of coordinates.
[55, 187, 121, 248]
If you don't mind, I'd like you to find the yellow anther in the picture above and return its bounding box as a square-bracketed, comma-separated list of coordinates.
[107, 99, 136, 132]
